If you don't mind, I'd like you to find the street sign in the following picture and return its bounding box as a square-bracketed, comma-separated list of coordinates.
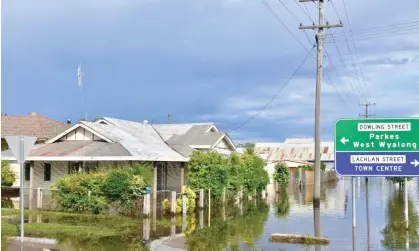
[5, 136, 36, 162]
[5, 136, 36, 247]
[334, 118, 419, 176]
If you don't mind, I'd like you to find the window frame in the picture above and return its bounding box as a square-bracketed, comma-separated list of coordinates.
[44, 163, 52, 181]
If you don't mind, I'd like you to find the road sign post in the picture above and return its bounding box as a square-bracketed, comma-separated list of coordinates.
[5, 136, 36, 247]
[334, 117, 419, 230]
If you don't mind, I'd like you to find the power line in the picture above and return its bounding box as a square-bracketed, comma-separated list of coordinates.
[259, 0, 312, 53]
[330, 21, 419, 36]
[293, 0, 315, 23]
[325, 27, 419, 42]
[328, 29, 368, 101]
[276, 0, 314, 46]
[323, 47, 360, 104]
[326, 25, 419, 40]
[340, 0, 372, 99]
[229, 46, 315, 133]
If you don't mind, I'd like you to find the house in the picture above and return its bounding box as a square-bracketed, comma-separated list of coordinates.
[1, 112, 70, 151]
[150, 122, 237, 156]
[254, 138, 335, 184]
[1, 117, 235, 208]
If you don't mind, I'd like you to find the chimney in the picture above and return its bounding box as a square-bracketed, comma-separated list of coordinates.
[67, 119, 71, 125]
[142, 120, 148, 126]
[29, 112, 38, 116]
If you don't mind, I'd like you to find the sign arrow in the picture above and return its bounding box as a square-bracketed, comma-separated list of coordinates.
[340, 137, 349, 145]
[410, 159, 419, 167]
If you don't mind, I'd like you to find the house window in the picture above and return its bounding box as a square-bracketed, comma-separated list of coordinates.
[24, 164, 31, 181]
[44, 163, 51, 181]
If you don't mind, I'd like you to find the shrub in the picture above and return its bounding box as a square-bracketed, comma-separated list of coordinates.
[53, 172, 109, 214]
[297, 162, 326, 172]
[186, 151, 269, 199]
[1, 160, 16, 187]
[163, 187, 196, 214]
[186, 151, 228, 199]
[240, 153, 269, 193]
[273, 162, 290, 186]
[53, 164, 150, 215]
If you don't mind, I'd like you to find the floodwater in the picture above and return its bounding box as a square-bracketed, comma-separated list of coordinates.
[3, 177, 419, 251]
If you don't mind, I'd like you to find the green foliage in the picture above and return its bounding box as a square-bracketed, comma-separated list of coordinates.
[163, 187, 196, 214]
[244, 143, 255, 155]
[54, 164, 150, 215]
[297, 162, 326, 172]
[240, 153, 270, 193]
[1, 159, 15, 187]
[1, 198, 14, 208]
[186, 151, 228, 199]
[386, 177, 413, 187]
[273, 162, 290, 186]
[186, 151, 270, 200]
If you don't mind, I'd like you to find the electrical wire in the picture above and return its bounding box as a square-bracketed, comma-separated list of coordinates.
[229, 46, 315, 133]
[328, 29, 368, 101]
[323, 47, 361, 104]
[276, 0, 315, 47]
[341, 0, 372, 99]
[259, 0, 312, 53]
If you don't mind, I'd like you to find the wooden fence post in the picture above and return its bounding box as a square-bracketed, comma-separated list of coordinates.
[171, 191, 177, 214]
[222, 187, 226, 204]
[37, 187, 43, 209]
[143, 194, 150, 216]
[199, 189, 204, 209]
[182, 193, 187, 215]
[240, 186, 243, 201]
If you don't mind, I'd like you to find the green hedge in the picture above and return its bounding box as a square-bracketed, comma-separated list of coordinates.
[186, 151, 269, 200]
[53, 163, 153, 215]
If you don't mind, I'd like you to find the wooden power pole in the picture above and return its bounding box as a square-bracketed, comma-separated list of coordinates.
[359, 102, 376, 118]
[298, 0, 343, 207]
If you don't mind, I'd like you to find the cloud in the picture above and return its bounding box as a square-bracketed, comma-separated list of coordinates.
[2, 0, 419, 143]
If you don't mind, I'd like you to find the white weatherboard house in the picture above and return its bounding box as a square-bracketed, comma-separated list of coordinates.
[1, 117, 236, 208]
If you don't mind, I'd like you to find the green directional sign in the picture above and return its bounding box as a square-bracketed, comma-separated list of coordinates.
[335, 117, 419, 177]
[335, 118, 419, 152]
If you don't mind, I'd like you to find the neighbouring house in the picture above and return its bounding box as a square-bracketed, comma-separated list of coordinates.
[1, 112, 71, 151]
[254, 138, 335, 185]
[150, 122, 237, 156]
[1, 112, 71, 189]
[1, 116, 235, 209]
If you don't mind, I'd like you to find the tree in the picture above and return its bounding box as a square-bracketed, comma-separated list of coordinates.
[273, 162, 290, 186]
[244, 142, 255, 155]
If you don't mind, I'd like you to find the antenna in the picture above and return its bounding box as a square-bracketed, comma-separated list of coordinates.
[168, 113, 172, 124]
[78, 63, 87, 121]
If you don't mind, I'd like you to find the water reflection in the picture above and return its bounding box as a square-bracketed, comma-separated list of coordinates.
[381, 187, 419, 249]
[184, 202, 269, 251]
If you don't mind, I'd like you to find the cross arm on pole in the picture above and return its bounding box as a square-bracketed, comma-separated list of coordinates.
[299, 24, 343, 30]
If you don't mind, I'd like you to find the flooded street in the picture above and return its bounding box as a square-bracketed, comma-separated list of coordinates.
[3, 177, 419, 251]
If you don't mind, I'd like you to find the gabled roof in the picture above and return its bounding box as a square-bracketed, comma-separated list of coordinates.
[7, 118, 188, 162]
[1, 112, 70, 140]
[97, 118, 237, 156]
[151, 123, 217, 141]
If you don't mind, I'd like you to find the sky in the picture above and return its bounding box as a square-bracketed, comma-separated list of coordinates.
[2, 0, 419, 143]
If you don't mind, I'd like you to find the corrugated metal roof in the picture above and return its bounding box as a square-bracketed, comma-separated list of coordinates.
[166, 132, 224, 147]
[83, 119, 187, 161]
[255, 138, 334, 162]
[152, 123, 214, 141]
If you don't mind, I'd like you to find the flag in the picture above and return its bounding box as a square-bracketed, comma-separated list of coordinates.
[77, 63, 84, 89]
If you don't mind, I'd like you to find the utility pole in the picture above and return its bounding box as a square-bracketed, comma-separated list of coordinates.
[168, 114, 172, 124]
[359, 102, 376, 119]
[359, 102, 375, 183]
[298, 0, 343, 207]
